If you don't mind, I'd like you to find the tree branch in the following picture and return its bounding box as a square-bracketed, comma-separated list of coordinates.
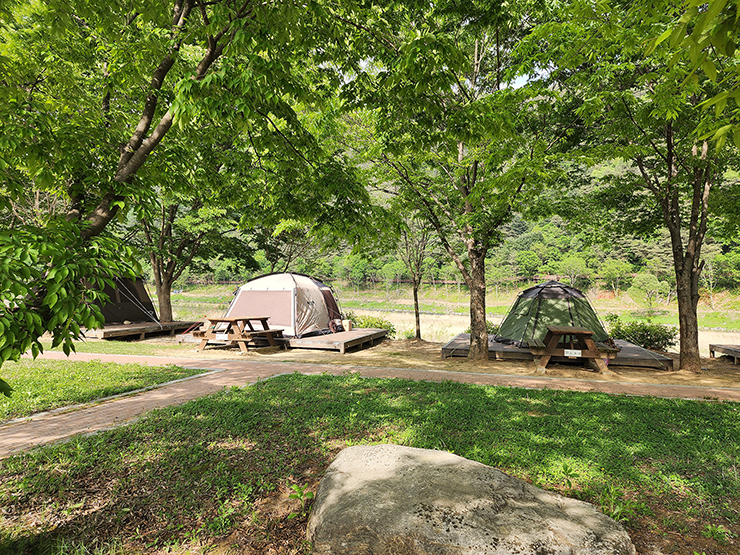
[253, 108, 315, 168]
[620, 97, 670, 167]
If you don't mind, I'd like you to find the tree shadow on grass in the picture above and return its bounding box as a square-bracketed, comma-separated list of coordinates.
[1, 373, 738, 554]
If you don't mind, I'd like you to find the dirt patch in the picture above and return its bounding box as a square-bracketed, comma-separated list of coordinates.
[136, 334, 740, 390]
[251, 338, 740, 390]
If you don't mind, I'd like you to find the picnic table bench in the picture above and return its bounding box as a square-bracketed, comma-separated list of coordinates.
[528, 325, 618, 374]
[194, 316, 283, 353]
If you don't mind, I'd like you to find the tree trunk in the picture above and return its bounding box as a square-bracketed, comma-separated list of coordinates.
[675, 261, 702, 373]
[156, 280, 174, 323]
[413, 280, 422, 340]
[150, 253, 175, 323]
[637, 135, 712, 373]
[468, 251, 489, 360]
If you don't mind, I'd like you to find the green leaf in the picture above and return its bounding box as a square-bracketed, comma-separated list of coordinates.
[713, 123, 734, 140]
[0, 378, 12, 398]
[649, 28, 673, 55]
[702, 59, 718, 81]
[668, 23, 687, 49]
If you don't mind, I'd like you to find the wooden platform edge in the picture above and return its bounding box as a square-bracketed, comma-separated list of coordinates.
[442, 334, 673, 370]
[85, 321, 199, 340]
[288, 329, 388, 354]
[709, 344, 740, 364]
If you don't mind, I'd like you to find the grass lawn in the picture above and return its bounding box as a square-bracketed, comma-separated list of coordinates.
[39, 338, 192, 356]
[0, 373, 738, 554]
[0, 359, 207, 421]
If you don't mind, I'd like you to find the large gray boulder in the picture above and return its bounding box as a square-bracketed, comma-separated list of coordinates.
[308, 444, 636, 555]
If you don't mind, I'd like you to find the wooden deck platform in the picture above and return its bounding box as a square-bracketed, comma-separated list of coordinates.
[287, 328, 388, 354]
[178, 328, 389, 354]
[84, 321, 199, 340]
[441, 335, 673, 371]
[710, 344, 740, 364]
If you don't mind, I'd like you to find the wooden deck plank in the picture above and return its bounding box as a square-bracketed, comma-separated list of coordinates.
[84, 321, 199, 340]
[287, 329, 388, 353]
[178, 328, 389, 354]
[710, 344, 740, 364]
[441, 334, 673, 370]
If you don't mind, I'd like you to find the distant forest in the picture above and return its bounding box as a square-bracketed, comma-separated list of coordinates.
[157, 214, 740, 295]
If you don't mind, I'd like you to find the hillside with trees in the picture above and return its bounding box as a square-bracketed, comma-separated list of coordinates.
[2, 0, 740, 384]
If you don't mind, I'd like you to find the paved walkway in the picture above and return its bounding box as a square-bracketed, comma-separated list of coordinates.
[2, 351, 739, 459]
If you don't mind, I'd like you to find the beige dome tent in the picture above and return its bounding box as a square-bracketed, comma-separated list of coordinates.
[225, 273, 343, 338]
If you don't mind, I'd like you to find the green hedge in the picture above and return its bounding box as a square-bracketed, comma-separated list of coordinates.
[343, 311, 396, 338]
[605, 314, 678, 351]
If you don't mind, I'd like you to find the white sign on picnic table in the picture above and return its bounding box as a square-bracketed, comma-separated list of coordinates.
[564, 349, 582, 357]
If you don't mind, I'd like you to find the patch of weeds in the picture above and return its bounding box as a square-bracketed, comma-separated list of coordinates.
[236, 483, 255, 504]
[560, 462, 580, 490]
[402, 329, 417, 340]
[594, 485, 651, 524]
[701, 523, 735, 544]
[342, 311, 396, 338]
[53, 538, 126, 555]
[206, 503, 237, 535]
[661, 516, 689, 533]
[287, 483, 314, 519]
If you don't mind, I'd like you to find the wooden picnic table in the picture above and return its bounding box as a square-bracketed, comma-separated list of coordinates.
[528, 325, 617, 374]
[194, 316, 283, 353]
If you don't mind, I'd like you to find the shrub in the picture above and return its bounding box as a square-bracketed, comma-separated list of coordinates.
[343, 311, 396, 338]
[402, 329, 417, 340]
[604, 313, 678, 351]
[464, 321, 500, 335]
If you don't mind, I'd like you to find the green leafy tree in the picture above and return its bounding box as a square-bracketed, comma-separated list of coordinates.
[700, 243, 723, 308]
[397, 218, 435, 339]
[441, 263, 462, 300]
[628, 273, 669, 317]
[340, 0, 567, 360]
[344, 254, 372, 290]
[646, 0, 740, 146]
[516, 251, 542, 279]
[526, 0, 740, 371]
[557, 255, 589, 287]
[136, 198, 254, 322]
[600, 258, 633, 296]
[715, 247, 740, 288]
[0, 223, 133, 396]
[486, 263, 515, 297]
[252, 225, 316, 276]
[0, 0, 380, 387]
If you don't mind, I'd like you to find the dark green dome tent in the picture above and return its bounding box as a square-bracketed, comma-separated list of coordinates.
[494, 281, 612, 348]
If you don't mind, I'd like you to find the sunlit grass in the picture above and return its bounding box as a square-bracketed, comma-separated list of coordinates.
[0, 359, 207, 420]
[1, 373, 737, 554]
